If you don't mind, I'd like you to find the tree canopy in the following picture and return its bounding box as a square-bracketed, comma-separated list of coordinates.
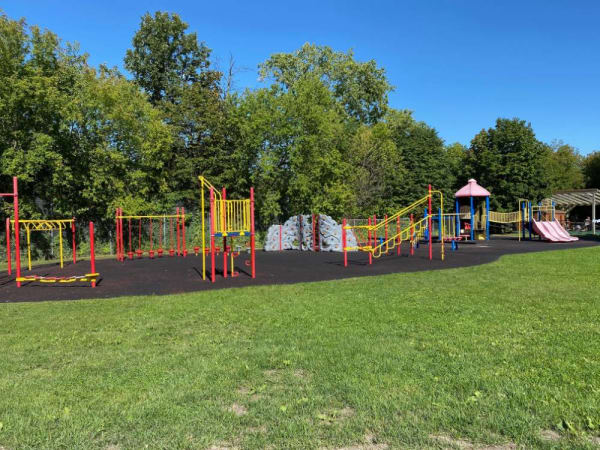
[0, 10, 595, 254]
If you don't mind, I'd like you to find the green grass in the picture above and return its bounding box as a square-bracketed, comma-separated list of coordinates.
[1, 247, 599, 449]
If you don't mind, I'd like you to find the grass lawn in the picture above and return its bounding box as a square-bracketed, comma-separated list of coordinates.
[1, 247, 599, 449]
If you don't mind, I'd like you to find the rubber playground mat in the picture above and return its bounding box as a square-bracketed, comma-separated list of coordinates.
[1, 237, 598, 303]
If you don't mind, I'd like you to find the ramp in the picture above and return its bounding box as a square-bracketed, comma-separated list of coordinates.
[532, 220, 578, 242]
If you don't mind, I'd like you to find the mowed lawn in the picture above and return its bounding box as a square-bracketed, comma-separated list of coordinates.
[1, 247, 599, 449]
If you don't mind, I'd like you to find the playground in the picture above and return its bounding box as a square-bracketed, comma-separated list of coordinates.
[1, 236, 596, 302]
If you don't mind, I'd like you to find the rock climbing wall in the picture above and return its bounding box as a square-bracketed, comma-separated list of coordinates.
[264, 215, 357, 252]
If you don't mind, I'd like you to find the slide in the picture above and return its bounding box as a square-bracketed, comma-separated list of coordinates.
[532, 220, 579, 242]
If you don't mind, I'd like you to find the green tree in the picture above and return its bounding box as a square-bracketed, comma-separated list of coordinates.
[259, 43, 392, 124]
[124, 11, 225, 209]
[124, 11, 213, 105]
[466, 118, 550, 209]
[583, 151, 600, 188]
[0, 12, 171, 243]
[386, 109, 454, 207]
[545, 141, 584, 192]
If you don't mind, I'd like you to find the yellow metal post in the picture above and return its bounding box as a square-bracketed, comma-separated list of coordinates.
[59, 223, 64, 268]
[26, 227, 31, 270]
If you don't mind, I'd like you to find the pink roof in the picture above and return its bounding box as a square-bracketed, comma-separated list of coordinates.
[455, 179, 491, 198]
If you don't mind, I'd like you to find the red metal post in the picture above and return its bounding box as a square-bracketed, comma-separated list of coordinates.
[182, 207, 187, 257]
[89, 222, 96, 288]
[128, 218, 133, 259]
[368, 217, 372, 265]
[250, 187, 256, 278]
[342, 218, 347, 267]
[72, 218, 76, 264]
[222, 188, 227, 278]
[13, 177, 21, 287]
[210, 189, 216, 282]
[149, 218, 154, 258]
[176, 207, 181, 256]
[373, 215, 377, 247]
[428, 184, 433, 261]
[6, 217, 11, 275]
[138, 218, 142, 258]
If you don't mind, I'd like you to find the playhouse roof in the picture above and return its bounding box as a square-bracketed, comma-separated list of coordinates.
[455, 179, 491, 198]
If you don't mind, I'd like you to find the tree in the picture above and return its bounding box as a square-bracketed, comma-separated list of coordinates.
[386, 110, 454, 207]
[124, 11, 214, 105]
[259, 43, 392, 124]
[0, 12, 171, 244]
[583, 151, 600, 188]
[545, 141, 584, 192]
[466, 118, 550, 209]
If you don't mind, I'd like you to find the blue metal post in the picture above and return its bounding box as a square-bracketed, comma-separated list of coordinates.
[424, 207, 428, 240]
[455, 199, 460, 237]
[438, 208, 442, 241]
[469, 196, 474, 241]
[521, 203, 526, 240]
[485, 196, 490, 240]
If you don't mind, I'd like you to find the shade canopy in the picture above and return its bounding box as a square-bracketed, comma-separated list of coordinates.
[455, 179, 491, 198]
[551, 189, 599, 207]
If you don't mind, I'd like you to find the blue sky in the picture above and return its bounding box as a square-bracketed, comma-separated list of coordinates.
[3, 0, 599, 154]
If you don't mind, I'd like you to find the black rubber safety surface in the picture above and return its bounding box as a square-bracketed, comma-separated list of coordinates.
[1, 237, 598, 303]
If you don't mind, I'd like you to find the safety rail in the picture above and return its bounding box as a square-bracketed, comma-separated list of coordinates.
[212, 199, 251, 235]
[342, 185, 445, 266]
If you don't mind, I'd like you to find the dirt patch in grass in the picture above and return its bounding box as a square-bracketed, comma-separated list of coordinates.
[540, 430, 561, 442]
[321, 433, 388, 449]
[429, 434, 517, 449]
[317, 406, 355, 425]
[228, 403, 248, 416]
[590, 436, 600, 446]
[293, 368, 311, 380]
[263, 369, 283, 381]
[246, 425, 267, 434]
[208, 443, 239, 450]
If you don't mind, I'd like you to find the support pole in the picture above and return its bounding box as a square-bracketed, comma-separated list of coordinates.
[201, 180, 206, 279]
[528, 202, 532, 240]
[6, 217, 11, 275]
[182, 207, 187, 256]
[410, 214, 414, 256]
[59, 223, 64, 268]
[250, 187, 256, 278]
[368, 217, 372, 265]
[342, 218, 347, 267]
[222, 188, 227, 278]
[396, 216, 400, 256]
[176, 207, 181, 256]
[72, 219, 76, 264]
[13, 177, 21, 287]
[210, 189, 216, 282]
[593, 192, 596, 235]
[485, 196, 490, 240]
[90, 222, 96, 288]
[428, 184, 432, 261]
[469, 196, 474, 241]
[438, 208, 442, 241]
[455, 199, 460, 237]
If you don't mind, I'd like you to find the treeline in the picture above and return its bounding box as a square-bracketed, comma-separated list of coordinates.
[1, 11, 598, 239]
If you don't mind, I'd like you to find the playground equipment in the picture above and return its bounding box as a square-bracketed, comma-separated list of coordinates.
[2, 177, 98, 287]
[8, 218, 76, 270]
[115, 208, 186, 261]
[455, 179, 490, 240]
[198, 176, 255, 282]
[342, 185, 445, 266]
[264, 214, 357, 251]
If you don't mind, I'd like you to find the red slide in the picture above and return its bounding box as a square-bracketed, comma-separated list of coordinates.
[532, 220, 578, 242]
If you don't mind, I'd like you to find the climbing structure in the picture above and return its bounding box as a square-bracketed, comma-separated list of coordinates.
[199, 176, 256, 282]
[264, 214, 357, 252]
